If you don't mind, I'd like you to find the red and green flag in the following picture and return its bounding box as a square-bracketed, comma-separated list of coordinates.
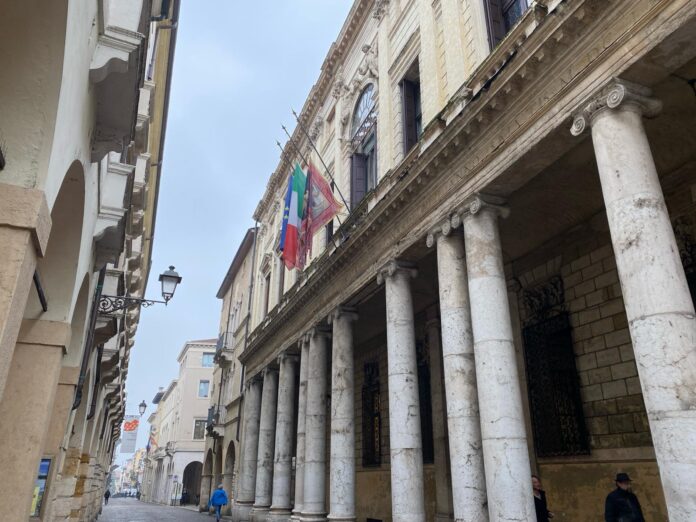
[280, 164, 306, 270]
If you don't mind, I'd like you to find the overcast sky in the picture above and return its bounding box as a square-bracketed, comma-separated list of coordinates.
[119, 0, 352, 462]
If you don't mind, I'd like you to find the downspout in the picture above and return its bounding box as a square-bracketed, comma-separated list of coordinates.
[73, 267, 106, 410]
[236, 222, 258, 442]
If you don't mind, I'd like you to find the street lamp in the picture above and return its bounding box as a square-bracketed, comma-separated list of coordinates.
[138, 400, 147, 416]
[99, 266, 182, 314]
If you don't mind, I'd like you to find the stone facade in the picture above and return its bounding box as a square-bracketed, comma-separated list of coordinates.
[227, 1, 696, 521]
[0, 0, 179, 520]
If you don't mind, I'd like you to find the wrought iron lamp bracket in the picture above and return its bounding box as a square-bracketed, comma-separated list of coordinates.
[98, 295, 167, 314]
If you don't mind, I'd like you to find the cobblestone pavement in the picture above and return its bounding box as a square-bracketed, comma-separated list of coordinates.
[100, 498, 212, 521]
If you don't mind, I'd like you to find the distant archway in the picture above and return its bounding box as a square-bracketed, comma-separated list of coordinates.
[182, 461, 202, 506]
[222, 441, 235, 514]
[199, 449, 214, 511]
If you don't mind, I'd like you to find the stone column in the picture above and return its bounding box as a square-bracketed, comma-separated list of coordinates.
[269, 353, 299, 521]
[233, 377, 263, 522]
[251, 367, 279, 522]
[302, 327, 331, 522]
[427, 222, 488, 521]
[425, 313, 454, 522]
[0, 184, 49, 400]
[292, 337, 310, 521]
[328, 307, 358, 522]
[377, 260, 425, 522]
[0, 319, 69, 520]
[572, 78, 696, 521]
[462, 198, 535, 522]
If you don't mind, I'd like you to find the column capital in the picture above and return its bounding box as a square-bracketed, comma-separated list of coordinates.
[452, 194, 509, 227]
[308, 326, 332, 340]
[373, 0, 390, 21]
[246, 374, 262, 389]
[277, 352, 299, 366]
[426, 218, 454, 248]
[571, 77, 662, 136]
[328, 306, 359, 324]
[261, 366, 279, 378]
[376, 259, 417, 285]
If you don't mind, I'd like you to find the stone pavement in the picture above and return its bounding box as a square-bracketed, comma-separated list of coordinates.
[100, 498, 213, 521]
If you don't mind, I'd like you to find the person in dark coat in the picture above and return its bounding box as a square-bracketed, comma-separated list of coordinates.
[103, 489, 111, 505]
[605, 473, 645, 522]
[532, 475, 553, 522]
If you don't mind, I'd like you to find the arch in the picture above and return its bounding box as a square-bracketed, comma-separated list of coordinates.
[222, 441, 235, 514]
[24, 161, 86, 323]
[351, 83, 376, 138]
[181, 461, 202, 506]
[200, 449, 214, 511]
[0, 0, 68, 189]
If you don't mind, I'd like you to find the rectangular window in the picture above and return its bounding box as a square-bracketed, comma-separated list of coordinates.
[198, 380, 210, 398]
[350, 153, 368, 209]
[263, 273, 271, 316]
[31, 458, 51, 517]
[484, 0, 528, 49]
[362, 361, 381, 467]
[523, 312, 589, 457]
[401, 64, 422, 154]
[193, 419, 207, 440]
[201, 353, 214, 367]
[277, 261, 285, 303]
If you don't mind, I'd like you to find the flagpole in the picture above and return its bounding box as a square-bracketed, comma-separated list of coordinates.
[279, 130, 345, 231]
[290, 109, 351, 214]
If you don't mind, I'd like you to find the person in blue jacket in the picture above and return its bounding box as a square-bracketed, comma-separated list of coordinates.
[209, 484, 228, 521]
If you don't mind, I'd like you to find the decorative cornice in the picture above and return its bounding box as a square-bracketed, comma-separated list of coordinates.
[376, 259, 418, 285]
[570, 77, 662, 136]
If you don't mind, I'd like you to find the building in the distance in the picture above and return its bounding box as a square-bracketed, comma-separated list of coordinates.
[141, 339, 216, 506]
[200, 228, 257, 513]
[228, 1, 696, 521]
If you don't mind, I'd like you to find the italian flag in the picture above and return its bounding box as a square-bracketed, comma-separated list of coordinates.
[281, 164, 306, 269]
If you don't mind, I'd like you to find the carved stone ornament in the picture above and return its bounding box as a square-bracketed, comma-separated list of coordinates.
[426, 218, 453, 248]
[332, 65, 348, 100]
[376, 259, 418, 285]
[570, 78, 662, 136]
[522, 275, 565, 325]
[373, 0, 390, 21]
[452, 194, 510, 225]
[357, 44, 379, 81]
[310, 116, 324, 141]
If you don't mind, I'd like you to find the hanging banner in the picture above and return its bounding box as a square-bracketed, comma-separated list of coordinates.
[120, 416, 140, 453]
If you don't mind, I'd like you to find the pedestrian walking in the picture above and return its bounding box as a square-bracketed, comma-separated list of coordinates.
[103, 489, 111, 505]
[532, 474, 554, 522]
[209, 483, 228, 522]
[605, 472, 645, 522]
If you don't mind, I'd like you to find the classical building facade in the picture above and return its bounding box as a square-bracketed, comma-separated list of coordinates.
[201, 228, 257, 513]
[0, 0, 179, 520]
[141, 339, 216, 506]
[231, 1, 696, 521]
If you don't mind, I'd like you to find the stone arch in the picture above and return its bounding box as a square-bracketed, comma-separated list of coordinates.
[182, 461, 203, 506]
[0, 0, 69, 189]
[222, 441, 236, 515]
[24, 161, 86, 323]
[200, 449, 214, 510]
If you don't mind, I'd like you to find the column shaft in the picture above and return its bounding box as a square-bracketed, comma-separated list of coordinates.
[234, 378, 262, 522]
[329, 309, 357, 522]
[463, 206, 535, 522]
[270, 354, 299, 519]
[302, 329, 330, 521]
[292, 339, 310, 520]
[435, 232, 488, 521]
[252, 368, 279, 520]
[382, 262, 425, 522]
[591, 106, 696, 521]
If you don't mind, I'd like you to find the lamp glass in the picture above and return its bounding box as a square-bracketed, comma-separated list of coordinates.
[138, 400, 147, 416]
[159, 266, 181, 302]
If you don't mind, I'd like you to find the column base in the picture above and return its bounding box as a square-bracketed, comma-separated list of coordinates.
[290, 509, 303, 521]
[299, 512, 328, 522]
[435, 513, 454, 522]
[250, 505, 270, 522]
[232, 501, 254, 522]
[327, 516, 356, 522]
[267, 507, 292, 522]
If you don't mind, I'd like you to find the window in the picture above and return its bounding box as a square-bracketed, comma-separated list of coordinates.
[277, 260, 285, 303]
[193, 420, 206, 440]
[522, 277, 589, 457]
[31, 458, 51, 517]
[362, 361, 381, 467]
[484, 0, 528, 49]
[401, 62, 422, 154]
[202, 353, 214, 367]
[350, 85, 378, 209]
[263, 272, 271, 316]
[198, 380, 210, 398]
[416, 341, 434, 464]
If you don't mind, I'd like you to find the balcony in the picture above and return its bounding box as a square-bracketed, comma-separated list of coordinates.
[206, 406, 224, 439]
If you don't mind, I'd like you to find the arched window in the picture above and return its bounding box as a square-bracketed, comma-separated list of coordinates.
[350, 84, 378, 209]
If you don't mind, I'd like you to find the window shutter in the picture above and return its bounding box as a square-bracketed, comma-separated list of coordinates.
[484, 0, 506, 49]
[401, 79, 418, 154]
[350, 153, 368, 209]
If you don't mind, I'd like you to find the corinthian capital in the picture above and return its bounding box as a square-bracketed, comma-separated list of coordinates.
[570, 78, 662, 136]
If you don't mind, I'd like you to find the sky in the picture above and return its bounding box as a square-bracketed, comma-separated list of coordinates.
[118, 0, 353, 462]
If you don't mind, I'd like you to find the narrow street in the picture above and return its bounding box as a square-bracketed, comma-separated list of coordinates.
[100, 498, 209, 521]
